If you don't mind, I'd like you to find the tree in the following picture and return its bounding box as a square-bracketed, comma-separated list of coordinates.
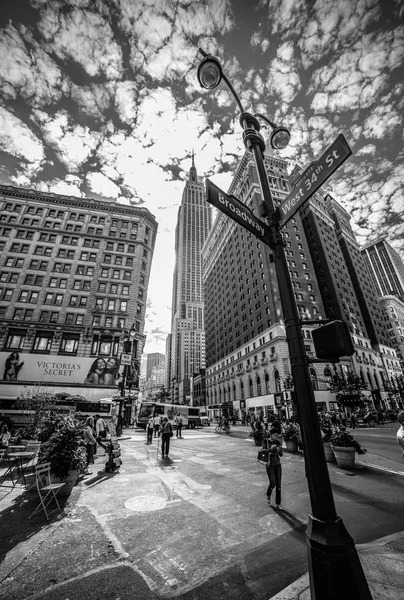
[15, 386, 57, 438]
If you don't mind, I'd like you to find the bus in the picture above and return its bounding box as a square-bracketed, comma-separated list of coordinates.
[136, 402, 202, 429]
[0, 396, 115, 430]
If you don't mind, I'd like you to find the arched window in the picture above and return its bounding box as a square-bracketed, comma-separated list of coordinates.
[249, 378, 254, 397]
[233, 383, 236, 401]
[274, 370, 281, 392]
[265, 373, 270, 394]
[257, 376, 262, 396]
[240, 380, 244, 400]
[310, 368, 318, 391]
[224, 386, 227, 402]
[324, 368, 332, 387]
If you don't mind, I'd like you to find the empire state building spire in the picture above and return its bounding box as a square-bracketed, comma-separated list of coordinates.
[189, 149, 197, 182]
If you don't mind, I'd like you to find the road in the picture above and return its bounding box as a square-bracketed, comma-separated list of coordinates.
[1, 426, 404, 600]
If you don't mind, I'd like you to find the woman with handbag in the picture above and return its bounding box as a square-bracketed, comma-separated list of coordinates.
[160, 416, 173, 459]
[95, 414, 107, 454]
[265, 439, 283, 509]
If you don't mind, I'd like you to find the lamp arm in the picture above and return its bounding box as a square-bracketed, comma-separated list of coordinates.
[255, 113, 277, 129]
[221, 72, 245, 114]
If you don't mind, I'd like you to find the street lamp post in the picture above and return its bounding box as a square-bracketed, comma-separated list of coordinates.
[197, 49, 372, 599]
[116, 325, 137, 437]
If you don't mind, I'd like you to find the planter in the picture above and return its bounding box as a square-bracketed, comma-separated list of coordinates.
[51, 469, 79, 497]
[285, 440, 298, 452]
[331, 445, 356, 469]
[323, 441, 336, 463]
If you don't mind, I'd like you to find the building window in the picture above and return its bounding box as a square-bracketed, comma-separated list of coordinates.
[59, 333, 79, 354]
[5, 331, 26, 349]
[76, 315, 84, 325]
[33, 332, 53, 352]
[65, 314, 75, 325]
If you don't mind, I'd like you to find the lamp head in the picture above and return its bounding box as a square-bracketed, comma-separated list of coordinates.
[270, 126, 291, 150]
[197, 55, 222, 89]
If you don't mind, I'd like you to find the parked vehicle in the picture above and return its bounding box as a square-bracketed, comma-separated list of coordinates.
[136, 402, 202, 429]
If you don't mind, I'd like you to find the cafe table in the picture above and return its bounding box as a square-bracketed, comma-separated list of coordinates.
[6, 452, 35, 486]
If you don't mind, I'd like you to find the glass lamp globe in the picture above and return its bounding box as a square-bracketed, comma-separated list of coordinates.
[270, 127, 291, 150]
[197, 57, 222, 89]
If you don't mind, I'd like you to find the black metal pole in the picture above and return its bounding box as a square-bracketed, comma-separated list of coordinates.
[240, 112, 372, 599]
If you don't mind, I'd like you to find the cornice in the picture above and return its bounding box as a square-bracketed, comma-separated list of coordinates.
[0, 184, 158, 225]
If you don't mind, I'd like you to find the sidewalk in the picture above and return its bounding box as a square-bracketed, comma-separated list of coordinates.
[268, 531, 404, 599]
[229, 423, 404, 598]
[1, 427, 403, 600]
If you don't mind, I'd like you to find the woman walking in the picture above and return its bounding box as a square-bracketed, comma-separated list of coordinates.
[83, 417, 97, 474]
[160, 416, 173, 459]
[265, 439, 283, 509]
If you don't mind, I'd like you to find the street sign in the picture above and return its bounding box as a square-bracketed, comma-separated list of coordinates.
[120, 353, 132, 365]
[206, 179, 271, 246]
[278, 134, 352, 228]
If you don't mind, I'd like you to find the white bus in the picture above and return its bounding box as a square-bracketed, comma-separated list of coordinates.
[136, 402, 202, 429]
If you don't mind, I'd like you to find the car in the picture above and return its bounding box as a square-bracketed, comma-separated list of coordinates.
[200, 414, 210, 426]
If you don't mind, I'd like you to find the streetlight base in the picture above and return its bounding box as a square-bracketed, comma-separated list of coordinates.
[306, 515, 372, 599]
[116, 425, 122, 437]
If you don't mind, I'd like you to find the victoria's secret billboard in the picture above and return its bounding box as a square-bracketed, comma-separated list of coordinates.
[0, 351, 122, 386]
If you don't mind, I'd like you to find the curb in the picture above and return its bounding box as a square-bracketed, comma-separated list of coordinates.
[268, 530, 404, 600]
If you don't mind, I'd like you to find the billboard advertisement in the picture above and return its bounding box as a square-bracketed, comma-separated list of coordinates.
[0, 351, 124, 387]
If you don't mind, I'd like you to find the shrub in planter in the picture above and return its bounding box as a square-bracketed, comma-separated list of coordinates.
[37, 415, 87, 481]
[282, 422, 301, 444]
[330, 429, 367, 455]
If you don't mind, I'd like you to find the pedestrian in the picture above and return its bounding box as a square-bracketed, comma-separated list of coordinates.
[153, 413, 161, 437]
[350, 413, 358, 429]
[94, 414, 107, 453]
[175, 413, 183, 438]
[397, 411, 404, 460]
[146, 415, 154, 444]
[265, 438, 283, 509]
[83, 417, 97, 474]
[160, 416, 173, 459]
[263, 414, 268, 432]
[0, 424, 11, 448]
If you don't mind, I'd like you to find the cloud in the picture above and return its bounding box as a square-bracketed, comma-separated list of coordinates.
[36, 3, 124, 80]
[0, 22, 68, 106]
[32, 109, 102, 172]
[86, 172, 121, 198]
[0, 106, 45, 176]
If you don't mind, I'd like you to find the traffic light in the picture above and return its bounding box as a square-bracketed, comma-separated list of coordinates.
[311, 320, 354, 360]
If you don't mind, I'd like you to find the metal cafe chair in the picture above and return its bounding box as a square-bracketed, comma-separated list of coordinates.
[29, 462, 65, 520]
[0, 449, 15, 487]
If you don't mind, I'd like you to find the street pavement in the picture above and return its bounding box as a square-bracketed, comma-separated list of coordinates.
[0, 424, 403, 600]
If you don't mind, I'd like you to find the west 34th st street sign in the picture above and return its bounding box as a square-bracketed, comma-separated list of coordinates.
[206, 179, 272, 246]
[277, 133, 352, 229]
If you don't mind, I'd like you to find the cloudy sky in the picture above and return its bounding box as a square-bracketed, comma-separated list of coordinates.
[0, 0, 403, 356]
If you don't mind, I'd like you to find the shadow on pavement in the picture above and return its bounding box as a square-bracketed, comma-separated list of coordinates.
[0, 484, 68, 564]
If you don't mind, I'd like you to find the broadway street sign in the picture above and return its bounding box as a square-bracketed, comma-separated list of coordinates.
[206, 179, 271, 246]
[278, 133, 352, 228]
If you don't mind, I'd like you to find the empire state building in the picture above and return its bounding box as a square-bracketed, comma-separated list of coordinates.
[170, 156, 212, 403]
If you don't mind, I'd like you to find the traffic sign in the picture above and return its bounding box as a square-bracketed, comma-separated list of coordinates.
[278, 134, 352, 228]
[206, 179, 271, 245]
[120, 353, 132, 365]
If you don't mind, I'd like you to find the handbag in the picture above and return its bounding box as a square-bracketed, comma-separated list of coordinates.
[257, 449, 270, 465]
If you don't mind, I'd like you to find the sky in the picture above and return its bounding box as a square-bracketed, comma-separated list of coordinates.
[0, 0, 403, 357]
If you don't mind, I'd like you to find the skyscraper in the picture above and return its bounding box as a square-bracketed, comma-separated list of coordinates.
[0, 184, 157, 411]
[361, 237, 404, 301]
[202, 151, 402, 415]
[169, 156, 212, 403]
[146, 352, 165, 380]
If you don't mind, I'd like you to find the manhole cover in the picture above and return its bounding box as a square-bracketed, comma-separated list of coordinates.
[125, 495, 167, 512]
[384, 538, 404, 553]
